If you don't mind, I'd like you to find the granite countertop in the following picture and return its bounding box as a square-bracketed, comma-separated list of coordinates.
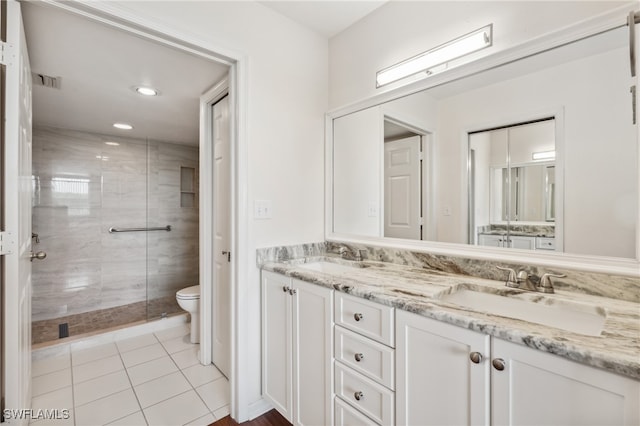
[261, 256, 640, 380]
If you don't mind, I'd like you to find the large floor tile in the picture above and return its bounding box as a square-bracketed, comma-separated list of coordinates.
[32, 368, 72, 397]
[195, 377, 230, 412]
[120, 343, 167, 368]
[75, 389, 140, 426]
[181, 363, 223, 388]
[72, 342, 118, 366]
[153, 325, 189, 342]
[106, 410, 147, 425]
[116, 333, 158, 353]
[73, 370, 131, 407]
[143, 390, 209, 426]
[160, 335, 195, 354]
[170, 347, 200, 369]
[32, 354, 71, 377]
[126, 356, 178, 386]
[134, 371, 191, 408]
[72, 354, 124, 384]
[31, 387, 73, 414]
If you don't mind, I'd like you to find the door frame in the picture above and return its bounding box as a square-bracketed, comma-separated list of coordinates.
[20, 1, 250, 421]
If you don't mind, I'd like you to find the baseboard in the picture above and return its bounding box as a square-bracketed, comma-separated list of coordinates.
[247, 398, 274, 421]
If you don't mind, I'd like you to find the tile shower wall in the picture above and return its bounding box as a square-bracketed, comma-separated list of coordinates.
[31, 126, 199, 322]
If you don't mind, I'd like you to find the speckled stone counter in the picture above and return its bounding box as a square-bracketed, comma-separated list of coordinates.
[261, 255, 640, 380]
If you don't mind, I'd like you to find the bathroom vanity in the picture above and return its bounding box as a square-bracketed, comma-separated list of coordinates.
[260, 253, 639, 426]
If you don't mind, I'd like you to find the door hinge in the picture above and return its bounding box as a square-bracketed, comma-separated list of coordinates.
[418, 217, 424, 226]
[0, 41, 9, 66]
[419, 152, 424, 161]
[0, 231, 16, 255]
[631, 85, 637, 125]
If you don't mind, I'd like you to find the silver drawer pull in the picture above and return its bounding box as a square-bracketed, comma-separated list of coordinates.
[282, 286, 288, 292]
[354, 391, 364, 401]
[354, 353, 364, 362]
[469, 352, 483, 364]
[492, 358, 506, 371]
[354, 313, 363, 321]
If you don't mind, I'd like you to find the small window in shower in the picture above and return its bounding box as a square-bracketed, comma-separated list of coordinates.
[180, 166, 196, 208]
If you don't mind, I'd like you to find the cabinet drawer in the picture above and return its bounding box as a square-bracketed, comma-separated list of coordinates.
[335, 396, 380, 426]
[335, 325, 395, 389]
[335, 362, 394, 425]
[335, 292, 394, 346]
[536, 237, 555, 250]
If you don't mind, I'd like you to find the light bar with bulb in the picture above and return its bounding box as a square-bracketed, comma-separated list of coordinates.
[532, 150, 556, 160]
[376, 24, 493, 87]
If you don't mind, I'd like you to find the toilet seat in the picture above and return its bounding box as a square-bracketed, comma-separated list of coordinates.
[176, 285, 200, 300]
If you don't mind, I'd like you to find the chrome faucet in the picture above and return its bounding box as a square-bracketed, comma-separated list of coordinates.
[355, 249, 367, 262]
[496, 266, 566, 294]
[338, 247, 349, 259]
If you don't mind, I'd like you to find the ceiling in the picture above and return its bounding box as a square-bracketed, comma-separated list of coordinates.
[22, 1, 386, 145]
[259, 1, 387, 38]
[22, 2, 229, 146]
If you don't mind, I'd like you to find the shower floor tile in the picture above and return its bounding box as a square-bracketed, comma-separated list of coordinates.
[31, 324, 230, 426]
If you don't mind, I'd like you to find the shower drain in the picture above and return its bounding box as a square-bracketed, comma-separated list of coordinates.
[58, 323, 69, 338]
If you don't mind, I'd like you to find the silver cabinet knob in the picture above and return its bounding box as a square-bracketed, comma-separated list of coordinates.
[354, 313, 363, 321]
[30, 251, 47, 262]
[492, 358, 506, 371]
[289, 288, 297, 295]
[282, 286, 289, 292]
[354, 353, 364, 362]
[354, 391, 364, 401]
[469, 352, 483, 364]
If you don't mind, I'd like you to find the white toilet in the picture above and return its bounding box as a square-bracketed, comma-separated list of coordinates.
[176, 285, 200, 344]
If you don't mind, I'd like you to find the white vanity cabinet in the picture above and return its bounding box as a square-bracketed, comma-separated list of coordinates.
[334, 292, 395, 425]
[261, 271, 334, 426]
[396, 310, 491, 425]
[478, 234, 536, 250]
[492, 339, 640, 425]
[396, 310, 640, 426]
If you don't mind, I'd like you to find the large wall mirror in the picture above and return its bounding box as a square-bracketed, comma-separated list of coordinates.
[330, 19, 638, 266]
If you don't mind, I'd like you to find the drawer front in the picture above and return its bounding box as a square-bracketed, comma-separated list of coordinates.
[335, 325, 395, 389]
[335, 396, 380, 426]
[536, 237, 555, 250]
[335, 292, 395, 346]
[335, 362, 394, 425]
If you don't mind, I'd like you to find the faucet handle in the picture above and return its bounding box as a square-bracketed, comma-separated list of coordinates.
[496, 266, 518, 287]
[539, 273, 566, 294]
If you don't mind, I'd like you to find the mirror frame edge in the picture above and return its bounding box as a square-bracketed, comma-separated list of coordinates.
[325, 3, 640, 277]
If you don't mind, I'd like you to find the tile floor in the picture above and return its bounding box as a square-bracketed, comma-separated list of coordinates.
[30, 324, 229, 426]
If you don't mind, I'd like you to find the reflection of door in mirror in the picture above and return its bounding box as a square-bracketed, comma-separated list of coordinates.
[470, 119, 557, 251]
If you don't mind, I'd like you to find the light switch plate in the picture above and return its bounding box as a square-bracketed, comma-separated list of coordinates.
[254, 200, 272, 219]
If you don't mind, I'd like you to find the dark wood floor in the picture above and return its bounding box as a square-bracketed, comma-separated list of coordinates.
[210, 409, 290, 426]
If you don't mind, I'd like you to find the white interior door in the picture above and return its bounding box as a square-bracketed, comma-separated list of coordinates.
[3, 0, 33, 420]
[212, 95, 231, 377]
[384, 135, 422, 240]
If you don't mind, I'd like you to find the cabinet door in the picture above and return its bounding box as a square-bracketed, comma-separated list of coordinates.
[261, 271, 293, 422]
[478, 234, 504, 247]
[396, 310, 490, 426]
[292, 279, 333, 426]
[491, 339, 640, 426]
[507, 236, 535, 250]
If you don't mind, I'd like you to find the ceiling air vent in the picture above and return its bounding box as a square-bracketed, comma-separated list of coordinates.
[32, 73, 61, 89]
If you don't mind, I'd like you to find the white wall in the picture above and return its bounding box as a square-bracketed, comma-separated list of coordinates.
[100, 0, 329, 417]
[329, 1, 631, 108]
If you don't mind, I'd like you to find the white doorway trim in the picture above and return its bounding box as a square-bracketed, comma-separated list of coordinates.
[27, 1, 251, 421]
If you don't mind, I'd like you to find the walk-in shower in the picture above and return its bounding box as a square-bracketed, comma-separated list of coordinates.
[30, 126, 199, 344]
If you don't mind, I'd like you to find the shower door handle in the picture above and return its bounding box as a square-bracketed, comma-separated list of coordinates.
[30, 251, 47, 262]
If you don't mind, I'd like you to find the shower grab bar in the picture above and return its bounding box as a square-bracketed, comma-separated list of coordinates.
[108, 225, 172, 233]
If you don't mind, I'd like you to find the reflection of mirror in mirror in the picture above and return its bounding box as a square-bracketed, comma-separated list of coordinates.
[331, 25, 637, 259]
[470, 119, 558, 252]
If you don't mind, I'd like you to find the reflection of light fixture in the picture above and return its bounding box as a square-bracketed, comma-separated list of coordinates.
[134, 86, 159, 96]
[532, 150, 556, 160]
[104, 141, 120, 146]
[376, 24, 493, 87]
[113, 123, 133, 130]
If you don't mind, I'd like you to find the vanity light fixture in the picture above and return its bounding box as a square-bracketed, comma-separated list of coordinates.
[113, 123, 133, 130]
[104, 141, 120, 146]
[134, 86, 159, 96]
[376, 24, 493, 87]
[532, 150, 556, 161]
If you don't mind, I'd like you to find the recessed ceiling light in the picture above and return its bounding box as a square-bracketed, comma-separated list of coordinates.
[104, 141, 120, 146]
[113, 123, 133, 130]
[134, 86, 159, 96]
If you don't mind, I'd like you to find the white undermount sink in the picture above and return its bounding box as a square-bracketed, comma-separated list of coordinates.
[297, 261, 363, 274]
[438, 286, 606, 337]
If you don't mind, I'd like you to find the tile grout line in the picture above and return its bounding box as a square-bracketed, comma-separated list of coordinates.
[116, 336, 152, 426]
